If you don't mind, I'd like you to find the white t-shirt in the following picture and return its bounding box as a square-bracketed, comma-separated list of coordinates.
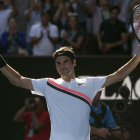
[0, 9, 12, 37]
[30, 22, 59, 56]
[31, 76, 106, 140]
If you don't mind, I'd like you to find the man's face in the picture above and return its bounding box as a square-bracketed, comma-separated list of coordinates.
[55, 56, 75, 76]
[41, 13, 50, 25]
[93, 91, 102, 104]
[110, 9, 119, 21]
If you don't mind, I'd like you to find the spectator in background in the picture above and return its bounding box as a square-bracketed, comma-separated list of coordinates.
[88, 0, 110, 55]
[0, 16, 27, 55]
[69, 0, 89, 34]
[97, 6, 127, 55]
[51, 0, 63, 22]
[0, 0, 17, 38]
[13, 97, 50, 140]
[24, 0, 44, 55]
[14, 0, 31, 29]
[114, 0, 132, 27]
[30, 10, 58, 56]
[61, 13, 85, 55]
[53, 3, 69, 44]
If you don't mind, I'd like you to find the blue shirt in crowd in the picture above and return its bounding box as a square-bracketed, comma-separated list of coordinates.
[0, 30, 26, 55]
[90, 101, 117, 128]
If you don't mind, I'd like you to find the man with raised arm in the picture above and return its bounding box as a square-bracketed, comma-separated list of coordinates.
[0, 45, 140, 140]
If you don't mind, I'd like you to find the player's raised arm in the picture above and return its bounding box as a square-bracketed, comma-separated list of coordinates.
[102, 45, 140, 88]
[0, 55, 34, 91]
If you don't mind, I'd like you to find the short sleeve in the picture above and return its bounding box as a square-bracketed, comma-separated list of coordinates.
[50, 25, 59, 38]
[31, 78, 48, 96]
[87, 76, 107, 99]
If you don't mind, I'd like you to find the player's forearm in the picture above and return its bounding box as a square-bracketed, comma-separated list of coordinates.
[1, 64, 23, 86]
[13, 107, 26, 122]
[31, 112, 44, 129]
[115, 54, 140, 80]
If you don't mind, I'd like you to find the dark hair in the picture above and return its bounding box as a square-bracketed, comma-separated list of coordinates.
[8, 16, 18, 24]
[41, 9, 51, 16]
[53, 46, 76, 62]
[67, 13, 80, 31]
[109, 5, 120, 14]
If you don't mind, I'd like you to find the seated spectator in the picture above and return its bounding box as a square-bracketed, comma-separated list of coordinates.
[24, 0, 44, 55]
[0, 16, 27, 55]
[97, 6, 127, 55]
[30, 10, 59, 56]
[61, 13, 85, 55]
[0, 0, 17, 38]
[53, 3, 69, 43]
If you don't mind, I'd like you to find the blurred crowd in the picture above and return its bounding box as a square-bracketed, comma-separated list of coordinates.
[0, 0, 140, 56]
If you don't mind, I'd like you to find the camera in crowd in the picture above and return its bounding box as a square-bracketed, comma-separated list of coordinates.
[28, 98, 37, 111]
[112, 86, 132, 127]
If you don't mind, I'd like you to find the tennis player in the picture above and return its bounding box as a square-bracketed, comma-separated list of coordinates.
[0, 46, 140, 140]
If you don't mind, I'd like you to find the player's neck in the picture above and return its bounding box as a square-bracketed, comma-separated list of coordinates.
[61, 74, 75, 82]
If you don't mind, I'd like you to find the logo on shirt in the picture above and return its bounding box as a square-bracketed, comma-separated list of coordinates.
[78, 83, 84, 86]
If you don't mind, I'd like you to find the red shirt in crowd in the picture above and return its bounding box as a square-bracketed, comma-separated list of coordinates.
[22, 109, 50, 140]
